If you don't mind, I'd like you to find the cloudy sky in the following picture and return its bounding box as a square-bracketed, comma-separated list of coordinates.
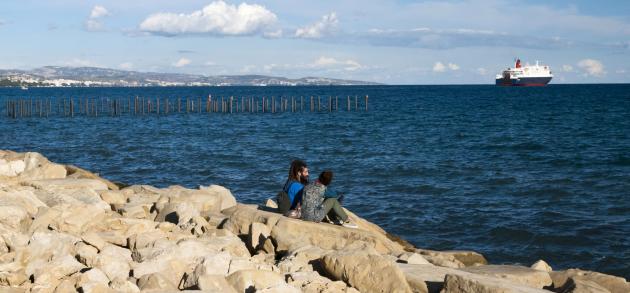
[0, 0, 629, 84]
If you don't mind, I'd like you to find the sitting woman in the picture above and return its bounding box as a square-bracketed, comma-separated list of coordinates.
[277, 160, 309, 216]
[301, 170, 358, 228]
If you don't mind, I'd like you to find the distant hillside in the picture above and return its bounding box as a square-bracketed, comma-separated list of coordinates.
[0, 66, 381, 87]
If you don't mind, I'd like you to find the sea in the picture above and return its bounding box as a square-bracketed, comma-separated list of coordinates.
[1, 84, 629, 278]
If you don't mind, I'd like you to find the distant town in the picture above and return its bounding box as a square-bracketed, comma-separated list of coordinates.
[0, 66, 380, 87]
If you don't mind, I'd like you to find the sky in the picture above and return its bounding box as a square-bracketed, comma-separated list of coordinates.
[0, 0, 629, 84]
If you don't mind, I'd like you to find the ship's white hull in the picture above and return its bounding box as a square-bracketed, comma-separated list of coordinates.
[495, 76, 552, 86]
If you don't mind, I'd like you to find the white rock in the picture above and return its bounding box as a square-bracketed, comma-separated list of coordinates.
[226, 270, 287, 293]
[531, 260, 553, 272]
[398, 252, 431, 265]
[78, 268, 110, 288]
[95, 245, 132, 281]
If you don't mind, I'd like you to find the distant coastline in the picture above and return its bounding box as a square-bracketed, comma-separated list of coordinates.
[0, 66, 381, 87]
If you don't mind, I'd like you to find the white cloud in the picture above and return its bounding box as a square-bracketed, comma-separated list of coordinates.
[139, 1, 277, 36]
[562, 64, 574, 72]
[477, 68, 487, 75]
[295, 12, 339, 39]
[85, 5, 109, 32]
[85, 19, 104, 31]
[263, 29, 283, 38]
[119, 62, 133, 70]
[90, 6, 109, 19]
[240, 64, 257, 73]
[205, 61, 217, 66]
[615, 69, 626, 74]
[433, 61, 460, 72]
[577, 59, 605, 77]
[433, 62, 446, 72]
[311, 56, 363, 71]
[173, 58, 191, 67]
[447, 63, 460, 71]
[348, 28, 574, 50]
[62, 58, 99, 67]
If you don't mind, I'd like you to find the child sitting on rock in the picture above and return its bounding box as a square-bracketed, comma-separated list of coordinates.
[300, 170, 358, 228]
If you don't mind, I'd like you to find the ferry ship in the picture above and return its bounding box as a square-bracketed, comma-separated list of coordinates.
[495, 59, 552, 86]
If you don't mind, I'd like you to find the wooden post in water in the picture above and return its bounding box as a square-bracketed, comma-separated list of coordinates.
[271, 97, 274, 113]
[355, 95, 358, 111]
[328, 96, 332, 112]
[365, 95, 368, 111]
[335, 96, 338, 111]
[318, 96, 321, 112]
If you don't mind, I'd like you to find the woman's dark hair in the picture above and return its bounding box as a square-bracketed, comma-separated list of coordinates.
[288, 160, 308, 183]
[319, 170, 333, 186]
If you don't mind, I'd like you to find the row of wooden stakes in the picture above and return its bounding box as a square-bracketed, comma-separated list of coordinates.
[4, 95, 369, 119]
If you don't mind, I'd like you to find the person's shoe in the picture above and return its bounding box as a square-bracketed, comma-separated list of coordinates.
[342, 220, 358, 229]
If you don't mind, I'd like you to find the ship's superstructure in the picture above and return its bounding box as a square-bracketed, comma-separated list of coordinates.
[495, 59, 552, 86]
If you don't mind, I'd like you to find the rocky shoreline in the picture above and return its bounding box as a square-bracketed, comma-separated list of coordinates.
[0, 150, 628, 293]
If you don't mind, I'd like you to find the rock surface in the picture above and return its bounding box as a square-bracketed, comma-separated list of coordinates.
[0, 150, 626, 293]
[322, 246, 413, 293]
[443, 273, 552, 293]
[550, 269, 630, 293]
[460, 265, 553, 289]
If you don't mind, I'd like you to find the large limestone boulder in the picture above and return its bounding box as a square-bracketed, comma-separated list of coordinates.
[31, 254, 86, 290]
[0, 151, 66, 180]
[277, 245, 331, 274]
[442, 273, 553, 293]
[398, 263, 460, 293]
[0, 156, 26, 177]
[24, 178, 108, 191]
[24, 231, 81, 271]
[181, 252, 232, 289]
[0, 187, 48, 217]
[400, 263, 553, 293]
[222, 204, 404, 255]
[199, 185, 237, 211]
[416, 249, 487, 268]
[137, 272, 178, 291]
[225, 269, 287, 292]
[531, 260, 553, 272]
[550, 269, 630, 293]
[155, 202, 200, 226]
[94, 245, 132, 281]
[287, 271, 355, 293]
[76, 268, 110, 291]
[31, 203, 107, 235]
[460, 265, 553, 289]
[65, 164, 119, 190]
[196, 274, 237, 292]
[0, 204, 30, 232]
[321, 247, 413, 293]
[24, 179, 110, 211]
[557, 277, 612, 293]
[97, 190, 126, 205]
[398, 252, 431, 265]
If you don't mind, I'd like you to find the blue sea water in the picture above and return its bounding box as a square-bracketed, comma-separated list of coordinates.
[1, 85, 629, 278]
